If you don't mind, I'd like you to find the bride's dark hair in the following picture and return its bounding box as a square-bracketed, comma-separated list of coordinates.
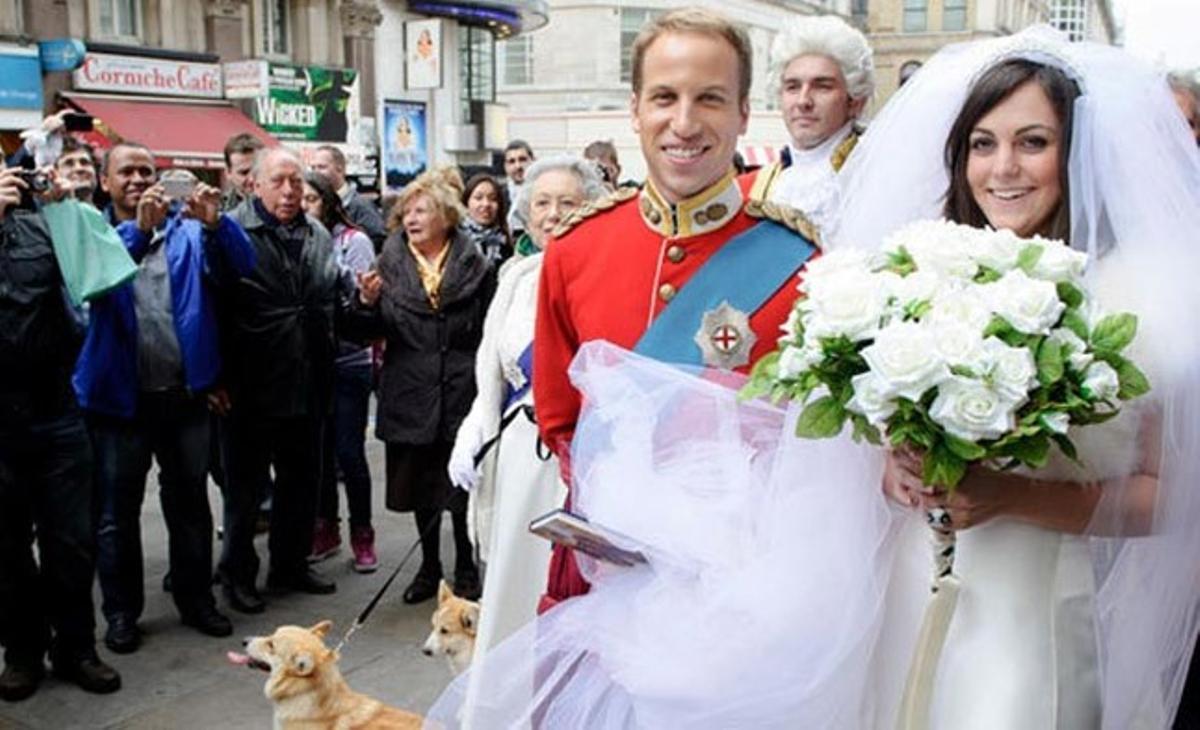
[943, 59, 1081, 242]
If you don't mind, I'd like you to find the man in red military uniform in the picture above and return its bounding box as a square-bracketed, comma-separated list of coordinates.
[533, 7, 820, 611]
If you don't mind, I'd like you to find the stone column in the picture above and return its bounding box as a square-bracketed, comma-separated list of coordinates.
[205, 0, 249, 61]
[25, 0, 71, 115]
[340, 0, 384, 117]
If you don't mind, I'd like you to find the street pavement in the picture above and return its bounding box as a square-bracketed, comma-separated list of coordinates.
[1, 437, 462, 729]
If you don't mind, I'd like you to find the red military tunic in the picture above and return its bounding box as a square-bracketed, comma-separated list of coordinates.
[533, 169, 813, 611]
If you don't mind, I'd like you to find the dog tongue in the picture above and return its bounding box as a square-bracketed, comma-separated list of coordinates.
[227, 651, 252, 666]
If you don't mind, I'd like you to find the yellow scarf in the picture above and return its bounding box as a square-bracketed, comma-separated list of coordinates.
[408, 240, 451, 310]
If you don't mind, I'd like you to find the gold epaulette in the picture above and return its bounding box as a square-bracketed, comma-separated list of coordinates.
[830, 128, 860, 172]
[744, 197, 821, 246]
[551, 185, 638, 239]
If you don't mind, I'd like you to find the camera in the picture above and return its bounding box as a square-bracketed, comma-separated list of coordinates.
[16, 169, 50, 193]
[14, 170, 50, 211]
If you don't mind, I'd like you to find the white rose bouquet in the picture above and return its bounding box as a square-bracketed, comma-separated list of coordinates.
[742, 219, 1150, 490]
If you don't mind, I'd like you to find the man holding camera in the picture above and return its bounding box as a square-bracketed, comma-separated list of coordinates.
[75, 142, 256, 653]
[0, 161, 126, 701]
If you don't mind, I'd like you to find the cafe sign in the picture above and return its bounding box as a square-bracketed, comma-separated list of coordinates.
[73, 53, 223, 99]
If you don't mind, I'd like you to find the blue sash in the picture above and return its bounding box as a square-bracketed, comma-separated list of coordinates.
[633, 220, 816, 366]
[501, 342, 535, 413]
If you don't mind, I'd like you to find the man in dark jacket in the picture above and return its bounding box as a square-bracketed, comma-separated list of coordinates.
[310, 145, 386, 251]
[216, 147, 364, 611]
[75, 142, 256, 653]
[0, 163, 123, 701]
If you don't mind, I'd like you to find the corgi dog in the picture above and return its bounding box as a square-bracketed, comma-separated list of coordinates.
[229, 620, 423, 730]
[422, 580, 480, 674]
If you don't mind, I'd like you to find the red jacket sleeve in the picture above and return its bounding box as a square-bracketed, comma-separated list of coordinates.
[533, 240, 580, 480]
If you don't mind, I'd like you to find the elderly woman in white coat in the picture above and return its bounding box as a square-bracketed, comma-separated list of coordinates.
[448, 156, 606, 666]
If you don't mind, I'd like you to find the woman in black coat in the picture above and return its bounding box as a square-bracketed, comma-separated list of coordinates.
[361, 167, 496, 603]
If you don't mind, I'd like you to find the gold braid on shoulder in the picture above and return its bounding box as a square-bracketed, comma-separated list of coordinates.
[744, 197, 822, 247]
[550, 186, 639, 239]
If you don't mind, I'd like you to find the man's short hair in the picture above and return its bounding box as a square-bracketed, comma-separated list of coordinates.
[58, 136, 97, 169]
[504, 139, 534, 158]
[583, 139, 618, 161]
[315, 144, 347, 172]
[101, 141, 154, 176]
[769, 15, 875, 101]
[252, 147, 304, 179]
[630, 8, 752, 103]
[223, 133, 265, 168]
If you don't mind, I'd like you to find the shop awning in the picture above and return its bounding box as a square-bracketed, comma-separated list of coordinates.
[62, 92, 276, 169]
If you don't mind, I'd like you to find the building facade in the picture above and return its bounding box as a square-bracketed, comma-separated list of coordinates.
[0, 0, 387, 178]
[861, 0, 1052, 109]
[488, 0, 853, 181]
[1048, 0, 1117, 44]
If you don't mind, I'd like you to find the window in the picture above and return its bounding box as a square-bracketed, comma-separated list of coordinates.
[98, 0, 140, 38]
[852, 0, 869, 30]
[501, 35, 533, 86]
[620, 8, 660, 83]
[942, 0, 966, 31]
[1049, 0, 1088, 42]
[903, 0, 927, 32]
[459, 26, 496, 122]
[260, 0, 289, 56]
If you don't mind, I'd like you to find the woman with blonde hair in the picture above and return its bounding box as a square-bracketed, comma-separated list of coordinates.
[361, 166, 495, 603]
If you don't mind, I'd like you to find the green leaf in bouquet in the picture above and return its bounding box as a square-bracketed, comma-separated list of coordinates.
[849, 413, 883, 445]
[982, 315, 1013, 339]
[974, 266, 1003, 284]
[922, 441, 968, 490]
[903, 299, 933, 321]
[1060, 309, 1089, 342]
[1115, 358, 1151, 400]
[1050, 433, 1082, 465]
[1036, 338, 1065, 386]
[1017, 244, 1044, 274]
[885, 246, 917, 276]
[738, 351, 781, 402]
[983, 315, 1031, 348]
[1005, 434, 1051, 469]
[1072, 407, 1121, 426]
[1056, 281, 1085, 310]
[795, 396, 847, 439]
[1090, 313, 1138, 355]
[944, 433, 987, 461]
[949, 364, 978, 379]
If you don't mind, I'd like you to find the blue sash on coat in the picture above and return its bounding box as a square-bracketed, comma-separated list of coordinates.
[501, 343, 535, 413]
[633, 219, 816, 366]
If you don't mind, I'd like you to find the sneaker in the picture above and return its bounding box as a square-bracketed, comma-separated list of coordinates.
[308, 518, 341, 563]
[350, 526, 378, 573]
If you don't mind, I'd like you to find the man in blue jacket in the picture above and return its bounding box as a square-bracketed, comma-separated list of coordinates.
[74, 142, 256, 654]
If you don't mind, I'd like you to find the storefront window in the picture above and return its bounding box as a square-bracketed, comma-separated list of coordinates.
[259, 0, 289, 57]
[98, 0, 140, 39]
[460, 26, 496, 123]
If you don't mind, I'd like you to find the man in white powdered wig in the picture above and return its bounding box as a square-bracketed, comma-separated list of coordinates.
[754, 14, 875, 231]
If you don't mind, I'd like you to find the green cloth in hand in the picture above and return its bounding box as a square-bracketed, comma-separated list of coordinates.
[41, 199, 137, 304]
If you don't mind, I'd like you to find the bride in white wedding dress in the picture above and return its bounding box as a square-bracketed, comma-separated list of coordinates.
[840, 26, 1200, 729]
[425, 27, 1200, 730]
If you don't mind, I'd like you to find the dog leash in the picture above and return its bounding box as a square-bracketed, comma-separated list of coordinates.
[332, 498, 450, 655]
[336, 407, 547, 653]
